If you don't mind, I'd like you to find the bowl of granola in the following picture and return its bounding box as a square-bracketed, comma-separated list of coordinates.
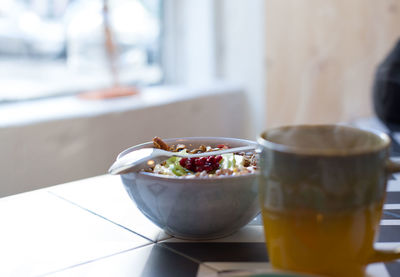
[116, 137, 260, 240]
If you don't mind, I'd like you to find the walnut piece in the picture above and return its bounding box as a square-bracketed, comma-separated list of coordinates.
[153, 137, 170, 151]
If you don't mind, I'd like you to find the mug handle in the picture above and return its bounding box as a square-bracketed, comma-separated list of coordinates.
[367, 158, 400, 263]
[386, 159, 400, 174]
[368, 248, 400, 264]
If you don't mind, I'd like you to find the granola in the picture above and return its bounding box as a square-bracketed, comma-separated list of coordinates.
[145, 137, 258, 177]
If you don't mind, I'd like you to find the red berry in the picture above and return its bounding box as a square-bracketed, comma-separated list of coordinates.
[179, 155, 223, 173]
[195, 157, 206, 166]
[180, 158, 187, 167]
[185, 159, 193, 170]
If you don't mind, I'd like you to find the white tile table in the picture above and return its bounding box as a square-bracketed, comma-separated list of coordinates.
[2, 173, 400, 277]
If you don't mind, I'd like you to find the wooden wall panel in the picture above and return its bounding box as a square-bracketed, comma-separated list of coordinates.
[265, 0, 400, 127]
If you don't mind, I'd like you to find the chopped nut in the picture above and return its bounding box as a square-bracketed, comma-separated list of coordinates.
[242, 157, 251, 167]
[153, 137, 170, 150]
[215, 168, 233, 176]
[175, 144, 187, 152]
[250, 154, 258, 166]
[199, 145, 207, 152]
[199, 171, 208, 177]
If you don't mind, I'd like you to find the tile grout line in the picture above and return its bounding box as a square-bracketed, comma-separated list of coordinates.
[158, 243, 219, 274]
[38, 244, 153, 277]
[46, 190, 155, 243]
[158, 243, 202, 264]
[45, 191, 217, 274]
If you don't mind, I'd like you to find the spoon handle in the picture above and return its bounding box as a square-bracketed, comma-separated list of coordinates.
[109, 148, 156, 175]
[175, 145, 256, 158]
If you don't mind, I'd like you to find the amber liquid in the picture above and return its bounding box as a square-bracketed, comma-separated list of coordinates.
[262, 202, 383, 277]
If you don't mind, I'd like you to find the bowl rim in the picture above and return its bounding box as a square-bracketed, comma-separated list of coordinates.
[117, 136, 259, 180]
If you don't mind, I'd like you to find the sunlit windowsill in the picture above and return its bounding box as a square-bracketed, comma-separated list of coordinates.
[0, 58, 162, 102]
[0, 81, 242, 128]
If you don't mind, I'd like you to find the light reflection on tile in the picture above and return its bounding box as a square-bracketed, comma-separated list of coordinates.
[196, 264, 219, 277]
[48, 175, 170, 242]
[203, 262, 270, 276]
[0, 190, 150, 277]
[47, 244, 202, 277]
[366, 263, 390, 277]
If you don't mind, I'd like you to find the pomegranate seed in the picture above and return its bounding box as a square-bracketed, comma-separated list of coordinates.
[180, 158, 188, 167]
[179, 155, 222, 173]
[207, 156, 215, 163]
[195, 158, 206, 166]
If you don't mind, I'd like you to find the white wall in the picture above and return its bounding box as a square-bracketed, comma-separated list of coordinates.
[216, 0, 267, 139]
[163, 0, 267, 140]
[0, 84, 246, 197]
[162, 0, 216, 85]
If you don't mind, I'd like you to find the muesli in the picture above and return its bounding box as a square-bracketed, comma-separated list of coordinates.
[144, 137, 258, 177]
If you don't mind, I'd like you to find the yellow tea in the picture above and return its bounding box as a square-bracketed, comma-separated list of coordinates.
[262, 201, 383, 277]
[258, 125, 400, 276]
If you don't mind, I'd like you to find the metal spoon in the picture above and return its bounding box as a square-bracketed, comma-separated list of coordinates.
[108, 145, 256, 175]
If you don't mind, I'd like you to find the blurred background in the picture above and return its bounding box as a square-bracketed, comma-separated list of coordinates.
[1, 0, 400, 196]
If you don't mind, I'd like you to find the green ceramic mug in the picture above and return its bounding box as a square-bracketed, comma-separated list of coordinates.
[258, 125, 400, 277]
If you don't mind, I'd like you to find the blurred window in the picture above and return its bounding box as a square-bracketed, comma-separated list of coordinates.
[0, 0, 162, 102]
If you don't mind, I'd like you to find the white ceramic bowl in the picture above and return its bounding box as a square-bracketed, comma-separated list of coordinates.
[118, 137, 260, 240]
